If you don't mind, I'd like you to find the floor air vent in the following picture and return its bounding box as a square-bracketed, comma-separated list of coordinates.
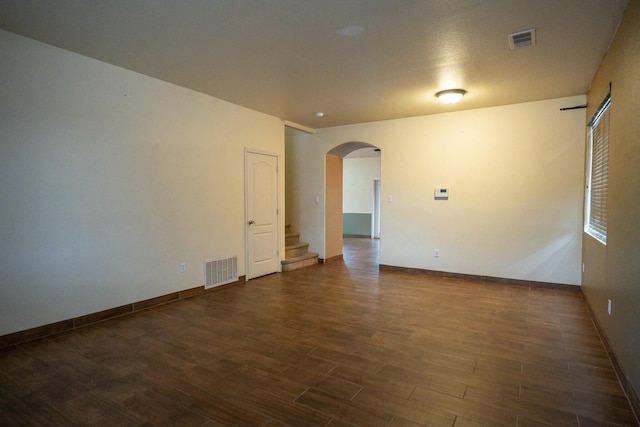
[508, 29, 536, 49]
[204, 257, 238, 289]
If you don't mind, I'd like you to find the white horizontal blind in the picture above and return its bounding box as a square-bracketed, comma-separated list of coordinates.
[585, 96, 610, 244]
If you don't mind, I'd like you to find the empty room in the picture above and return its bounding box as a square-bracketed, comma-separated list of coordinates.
[1, 1, 639, 426]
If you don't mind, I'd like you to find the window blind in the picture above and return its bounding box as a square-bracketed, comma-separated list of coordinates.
[586, 96, 610, 244]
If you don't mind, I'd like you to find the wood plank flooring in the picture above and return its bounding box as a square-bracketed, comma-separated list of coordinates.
[1, 238, 637, 426]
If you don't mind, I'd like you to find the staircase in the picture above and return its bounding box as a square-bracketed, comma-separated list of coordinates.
[281, 225, 319, 272]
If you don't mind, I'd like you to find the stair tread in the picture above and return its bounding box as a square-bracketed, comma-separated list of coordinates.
[286, 242, 309, 250]
[281, 252, 319, 264]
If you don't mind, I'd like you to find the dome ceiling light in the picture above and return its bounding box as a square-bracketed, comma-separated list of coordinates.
[436, 89, 466, 104]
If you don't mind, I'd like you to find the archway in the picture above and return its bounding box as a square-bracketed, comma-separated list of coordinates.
[324, 141, 380, 262]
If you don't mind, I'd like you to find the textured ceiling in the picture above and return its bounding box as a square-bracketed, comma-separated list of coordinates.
[0, 0, 629, 129]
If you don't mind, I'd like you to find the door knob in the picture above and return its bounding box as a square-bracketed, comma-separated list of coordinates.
[248, 220, 255, 225]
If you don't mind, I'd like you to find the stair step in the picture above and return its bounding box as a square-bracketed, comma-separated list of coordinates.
[285, 232, 300, 246]
[281, 226, 317, 271]
[286, 242, 309, 250]
[285, 242, 310, 258]
[281, 252, 319, 272]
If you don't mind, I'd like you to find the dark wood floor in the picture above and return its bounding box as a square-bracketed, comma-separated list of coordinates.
[1, 238, 637, 426]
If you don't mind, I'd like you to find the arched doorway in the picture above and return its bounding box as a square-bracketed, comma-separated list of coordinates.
[325, 141, 380, 263]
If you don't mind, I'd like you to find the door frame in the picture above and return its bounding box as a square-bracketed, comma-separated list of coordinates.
[372, 179, 381, 239]
[244, 148, 281, 280]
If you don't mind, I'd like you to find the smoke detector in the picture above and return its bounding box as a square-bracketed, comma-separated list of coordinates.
[508, 29, 536, 49]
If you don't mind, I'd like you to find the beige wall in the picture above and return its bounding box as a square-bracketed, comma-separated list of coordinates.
[325, 155, 343, 260]
[314, 96, 586, 285]
[0, 30, 284, 335]
[343, 157, 381, 214]
[582, 0, 640, 404]
[284, 128, 326, 258]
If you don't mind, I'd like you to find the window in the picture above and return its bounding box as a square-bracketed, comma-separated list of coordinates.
[585, 96, 610, 244]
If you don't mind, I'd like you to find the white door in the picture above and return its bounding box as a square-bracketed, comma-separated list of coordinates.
[245, 150, 279, 279]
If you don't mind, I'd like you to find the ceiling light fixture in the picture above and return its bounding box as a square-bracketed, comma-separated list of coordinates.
[315, 111, 325, 118]
[436, 89, 466, 104]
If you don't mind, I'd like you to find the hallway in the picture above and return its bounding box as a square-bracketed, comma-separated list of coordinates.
[0, 239, 636, 426]
[342, 237, 380, 271]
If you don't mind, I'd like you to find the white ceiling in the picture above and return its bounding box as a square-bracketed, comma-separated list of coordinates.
[0, 0, 629, 129]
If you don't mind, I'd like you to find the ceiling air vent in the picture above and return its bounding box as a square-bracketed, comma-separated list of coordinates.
[508, 29, 536, 49]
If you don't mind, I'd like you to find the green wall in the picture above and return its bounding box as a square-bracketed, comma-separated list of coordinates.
[343, 213, 371, 236]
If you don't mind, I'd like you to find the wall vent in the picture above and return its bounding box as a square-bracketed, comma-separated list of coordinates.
[508, 29, 536, 49]
[204, 257, 238, 289]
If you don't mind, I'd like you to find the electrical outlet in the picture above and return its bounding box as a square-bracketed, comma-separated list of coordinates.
[607, 299, 612, 315]
[180, 262, 186, 273]
[434, 249, 440, 258]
